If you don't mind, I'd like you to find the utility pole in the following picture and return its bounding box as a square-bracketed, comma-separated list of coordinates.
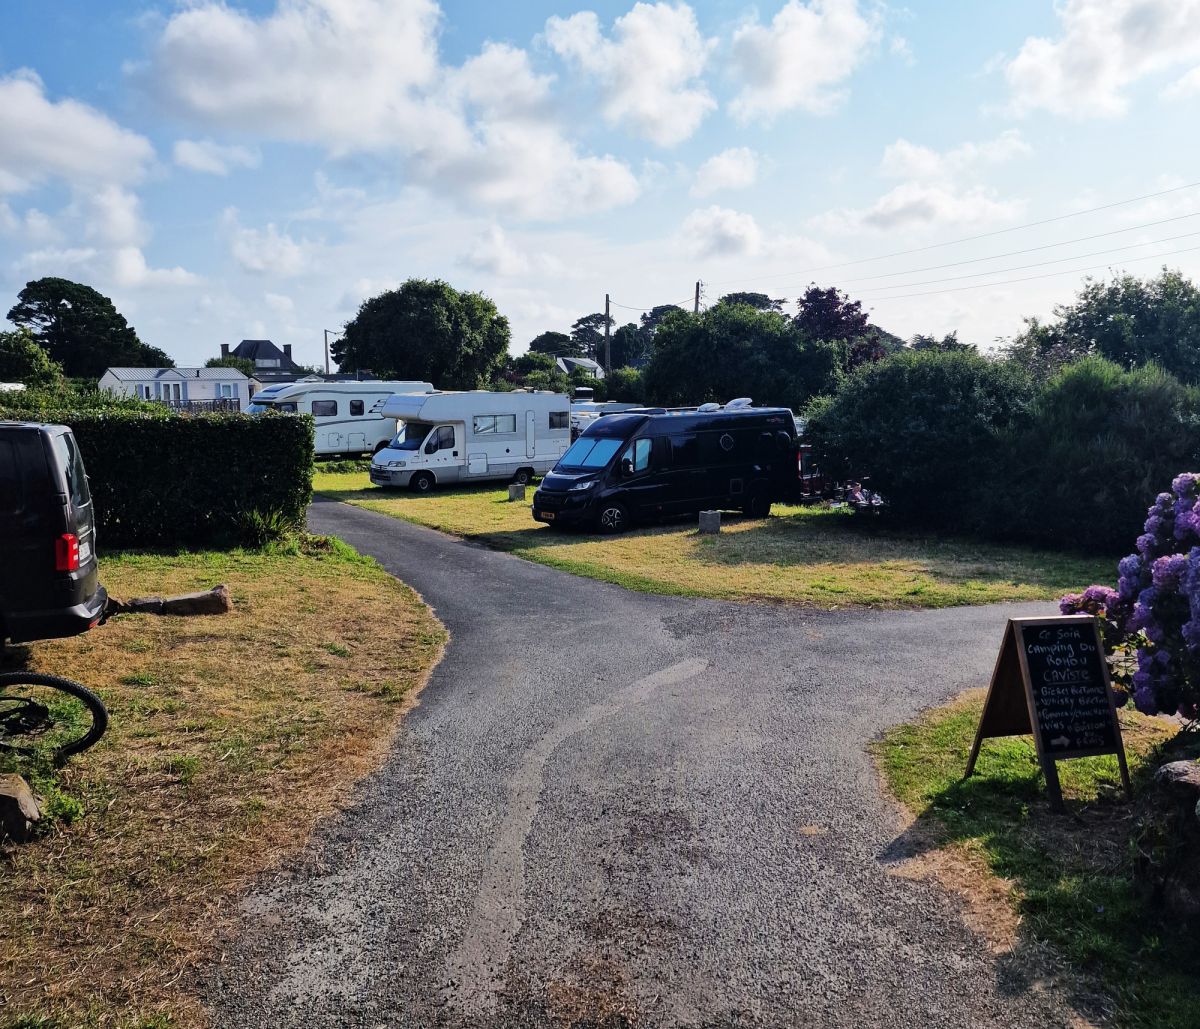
[604, 293, 611, 375]
[323, 329, 338, 377]
[694, 281, 701, 314]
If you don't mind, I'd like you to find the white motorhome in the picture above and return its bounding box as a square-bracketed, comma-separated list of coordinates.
[247, 380, 434, 456]
[569, 400, 642, 438]
[369, 390, 570, 492]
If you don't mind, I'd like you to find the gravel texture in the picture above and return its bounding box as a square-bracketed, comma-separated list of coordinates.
[201, 499, 1081, 1028]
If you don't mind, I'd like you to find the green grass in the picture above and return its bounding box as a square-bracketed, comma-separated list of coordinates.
[314, 470, 1116, 609]
[0, 533, 446, 1027]
[877, 694, 1200, 1028]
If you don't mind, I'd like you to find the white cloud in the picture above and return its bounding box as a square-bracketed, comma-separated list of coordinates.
[141, 0, 641, 220]
[0, 69, 154, 193]
[681, 206, 764, 257]
[265, 292, 295, 315]
[1004, 0, 1200, 117]
[817, 131, 1030, 233]
[545, 2, 716, 145]
[879, 130, 1031, 180]
[83, 185, 146, 248]
[1165, 64, 1200, 99]
[729, 0, 880, 120]
[458, 224, 530, 276]
[829, 183, 1023, 232]
[111, 247, 199, 288]
[691, 148, 759, 197]
[173, 139, 261, 175]
[222, 209, 312, 276]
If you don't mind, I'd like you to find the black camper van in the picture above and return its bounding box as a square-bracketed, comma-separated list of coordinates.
[532, 402, 798, 533]
[0, 422, 106, 647]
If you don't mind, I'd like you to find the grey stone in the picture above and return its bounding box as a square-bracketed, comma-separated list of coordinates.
[0, 774, 41, 842]
[111, 584, 231, 617]
[1155, 759, 1200, 796]
[507, 483, 526, 502]
[698, 509, 721, 534]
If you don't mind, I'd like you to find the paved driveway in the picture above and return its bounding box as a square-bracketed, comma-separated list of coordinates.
[204, 499, 1074, 1028]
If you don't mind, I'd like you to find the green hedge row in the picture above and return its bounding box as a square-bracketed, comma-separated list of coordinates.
[1, 408, 314, 547]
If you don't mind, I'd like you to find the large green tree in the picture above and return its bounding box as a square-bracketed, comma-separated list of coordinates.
[643, 305, 842, 409]
[1004, 269, 1200, 383]
[527, 330, 579, 357]
[7, 277, 173, 378]
[332, 279, 510, 388]
[717, 291, 785, 312]
[794, 285, 870, 344]
[609, 322, 652, 369]
[570, 313, 613, 361]
[205, 355, 255, 376]
[0, 327, 64, 388]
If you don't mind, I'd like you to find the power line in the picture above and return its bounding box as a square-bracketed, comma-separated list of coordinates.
[826, 212, 1200, 286]
[704, 179, 1200, 287]
[608, 295, 694, 312]
[857, 242, 1200, 303]
[845, 229, 1200, 295]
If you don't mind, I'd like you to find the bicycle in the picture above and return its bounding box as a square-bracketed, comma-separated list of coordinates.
[0, 672, 108, 764]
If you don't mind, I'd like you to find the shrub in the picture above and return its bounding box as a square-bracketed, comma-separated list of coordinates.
[1066, 474, 1200, 718]
[0, 406, 314, 547]
[804, 350, 1033, 525]
[606, 366, 644, 403]
[981, 358, 1200, 551]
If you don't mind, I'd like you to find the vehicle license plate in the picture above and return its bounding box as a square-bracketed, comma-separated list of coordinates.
[541, 511, 555, 521]
[79, 539, 92, 564]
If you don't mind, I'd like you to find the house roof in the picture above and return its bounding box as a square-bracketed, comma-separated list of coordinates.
[104, 367, 249, 381]
[232, 338, 298, 367]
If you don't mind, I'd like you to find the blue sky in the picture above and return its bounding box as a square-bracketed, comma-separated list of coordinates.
[3, 0, 1199, 369]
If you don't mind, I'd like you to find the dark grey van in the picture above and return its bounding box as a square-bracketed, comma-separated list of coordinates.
[532, 404, 798, 533]
[0, 422, 106, 646]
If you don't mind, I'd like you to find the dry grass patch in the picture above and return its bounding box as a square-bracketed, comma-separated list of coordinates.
[0, 536, 445, 1028]
[316, 471, 1114, 608]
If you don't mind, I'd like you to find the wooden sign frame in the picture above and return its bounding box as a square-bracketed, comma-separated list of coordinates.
[965, 615, 1131, 809]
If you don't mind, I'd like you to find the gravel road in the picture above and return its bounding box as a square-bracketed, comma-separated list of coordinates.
[202, 499, 1080, 1028]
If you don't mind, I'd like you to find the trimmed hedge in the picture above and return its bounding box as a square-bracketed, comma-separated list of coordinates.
[0, 408, 314, 547]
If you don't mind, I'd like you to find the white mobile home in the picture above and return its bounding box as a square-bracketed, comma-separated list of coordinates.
[369, 390, 570, 492]
[247, 379, 434, 456]
[100, 367, 251, 408]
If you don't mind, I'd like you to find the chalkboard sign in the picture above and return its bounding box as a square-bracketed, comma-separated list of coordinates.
[965, 616, 1130, 808]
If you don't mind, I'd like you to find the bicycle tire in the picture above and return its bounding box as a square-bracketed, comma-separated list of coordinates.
[0, 672, 109, 761]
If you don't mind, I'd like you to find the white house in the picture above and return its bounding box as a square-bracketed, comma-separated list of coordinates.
[99, 367, 253, 408]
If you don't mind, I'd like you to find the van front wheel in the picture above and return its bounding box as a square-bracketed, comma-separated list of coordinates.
[410, 472, 435, 494]
[596, 501, 629, 534]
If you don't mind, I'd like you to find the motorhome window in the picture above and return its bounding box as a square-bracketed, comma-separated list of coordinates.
[350, 400, 365, 416]
[669, 433, 699, 467]
[394, 422, 433, 450]
[247, 400, 273, 413]
[549, 411, 569, 429]
[622, 438, 651, 474]
[558, 436, 623, 470]
[473, 414, 517, 434]
[312, 400, 337, 417]
[277, 402, 297, 413]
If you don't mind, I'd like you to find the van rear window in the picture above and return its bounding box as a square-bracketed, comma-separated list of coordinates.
[50, 432, 90, 512]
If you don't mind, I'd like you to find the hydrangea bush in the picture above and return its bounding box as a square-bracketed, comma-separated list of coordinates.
[1062, 473, 1200, 719]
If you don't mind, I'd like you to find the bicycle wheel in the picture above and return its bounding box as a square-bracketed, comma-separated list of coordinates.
[0, 672, 108, 762]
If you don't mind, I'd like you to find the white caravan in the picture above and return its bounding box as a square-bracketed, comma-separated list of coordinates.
[247, 380, 434, 456]
[369, 390, 570, 492]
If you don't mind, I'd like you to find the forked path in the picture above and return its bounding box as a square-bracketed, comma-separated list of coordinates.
[204, 500, 1076, 1028]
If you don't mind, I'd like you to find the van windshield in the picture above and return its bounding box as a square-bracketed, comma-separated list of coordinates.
[391, 421, 433, 450]
[556, 436, 623, 470]
[247, 399, 274, 413]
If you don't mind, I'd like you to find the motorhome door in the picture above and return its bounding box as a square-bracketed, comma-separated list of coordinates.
[526, 410, 536, 458]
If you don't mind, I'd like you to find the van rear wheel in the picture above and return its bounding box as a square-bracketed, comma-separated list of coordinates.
[410, 471, 435, 494]
[373, 440, 388, 455]
[513, 467, 534, 486]
[743, 494, 772, 518]
[596, 501, 629, 534]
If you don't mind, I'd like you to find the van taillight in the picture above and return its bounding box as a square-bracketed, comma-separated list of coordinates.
[55, 533, 80, 572]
